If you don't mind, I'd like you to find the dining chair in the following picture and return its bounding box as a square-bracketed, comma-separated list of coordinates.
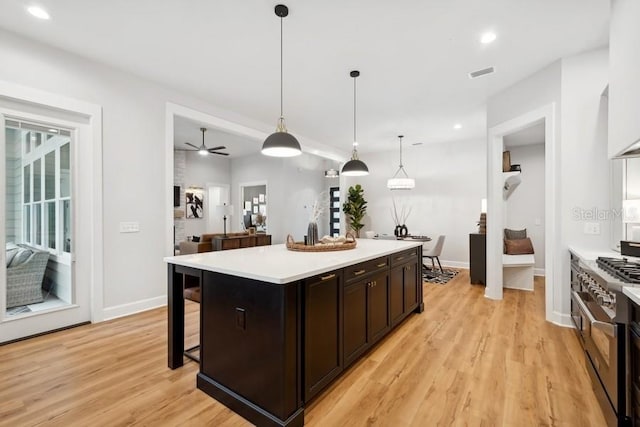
[423, 235, 446, 273]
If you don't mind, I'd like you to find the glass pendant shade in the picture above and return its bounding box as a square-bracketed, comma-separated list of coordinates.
[387, 177, 415, 189]
[387, 135, 414, 190]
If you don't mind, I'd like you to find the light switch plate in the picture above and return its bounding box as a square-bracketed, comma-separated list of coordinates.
[583, 222, 601, 235]
[119, 221, 140, 233]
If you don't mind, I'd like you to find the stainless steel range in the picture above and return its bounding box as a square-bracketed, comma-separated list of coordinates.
[570, 254, 631, 427]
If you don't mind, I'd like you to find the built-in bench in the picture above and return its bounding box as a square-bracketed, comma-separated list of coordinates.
[503, 254, 535, 291]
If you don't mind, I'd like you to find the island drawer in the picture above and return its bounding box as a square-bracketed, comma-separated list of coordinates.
[390, 248, 419, 267]
[344, 256, 389, 283]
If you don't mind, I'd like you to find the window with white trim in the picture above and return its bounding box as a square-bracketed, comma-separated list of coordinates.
[18, 123, 72, 263]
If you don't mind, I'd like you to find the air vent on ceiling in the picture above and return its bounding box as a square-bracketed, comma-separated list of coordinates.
[468, 66, 495, 79]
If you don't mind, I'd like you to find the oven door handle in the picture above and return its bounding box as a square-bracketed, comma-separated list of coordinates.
[571, 291, 617, 338]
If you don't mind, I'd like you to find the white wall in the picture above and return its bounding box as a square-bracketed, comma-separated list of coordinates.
[343, 138, 486, 267]
[505, 144, 545, 270]
[231, 152, 328, 244]
[0, 28, 301, 313]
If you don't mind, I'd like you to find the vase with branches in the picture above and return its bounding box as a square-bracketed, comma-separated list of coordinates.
[307, 191, 328, 245]
[342, 184, 367, 237]
[391, 198, 411, 237]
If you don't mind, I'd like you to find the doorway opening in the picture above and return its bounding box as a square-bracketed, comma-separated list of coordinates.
[487, 103, 561, 325]
[0, 82, 102, 343]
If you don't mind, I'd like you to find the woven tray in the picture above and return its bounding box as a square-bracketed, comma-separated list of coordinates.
[286, 231, 357, 252]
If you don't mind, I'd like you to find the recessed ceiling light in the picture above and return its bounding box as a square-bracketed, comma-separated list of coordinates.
[480, 32, 496, 44]
[48, 128, 58, 133]
[27, 6, 50, 20]
[453, 124, 462, 130]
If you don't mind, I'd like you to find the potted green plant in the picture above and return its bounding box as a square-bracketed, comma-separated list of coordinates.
[342, 184, 367, 238]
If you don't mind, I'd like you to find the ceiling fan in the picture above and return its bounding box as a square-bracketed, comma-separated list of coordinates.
[181, 127, 229, 156]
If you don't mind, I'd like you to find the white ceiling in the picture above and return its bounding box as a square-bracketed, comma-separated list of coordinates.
[504, 122, 545, 148]
[0, 0, 609, 154]
[174, 116, 261, 158]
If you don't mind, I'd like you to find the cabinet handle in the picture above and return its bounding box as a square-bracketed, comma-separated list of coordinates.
[630, 243, 640, 248]
[377, 262, 387, 268]
[320, 273, 336, 281]
[395, 256, 405, 261]
[353, 269, 366, 276]
[367, 282, 372, 288]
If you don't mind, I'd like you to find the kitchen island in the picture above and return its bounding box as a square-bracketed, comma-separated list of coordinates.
[165, 238, 424, 427]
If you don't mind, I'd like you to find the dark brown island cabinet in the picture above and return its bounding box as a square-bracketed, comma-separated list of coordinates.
[166, 243, 423, 427]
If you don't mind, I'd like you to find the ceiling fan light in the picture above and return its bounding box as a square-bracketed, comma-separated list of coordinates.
[342, 159, 369, 176]
[262, 131, 302, 157]
[198, 148, 208, 156]
[387, 177, 415, 190]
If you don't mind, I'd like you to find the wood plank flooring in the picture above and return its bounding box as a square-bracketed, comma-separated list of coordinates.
[0, 270, 606, 426]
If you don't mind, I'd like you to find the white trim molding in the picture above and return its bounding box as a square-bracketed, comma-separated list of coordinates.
[0, 80, 103, 338]
[102, 295, 167, 321]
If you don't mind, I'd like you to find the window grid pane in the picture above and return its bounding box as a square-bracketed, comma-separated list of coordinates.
[34, 203, 42, 246]
[45, 151, 55, 200]
[62, 199, 71, 253]
[33, 159, 41, 202]
[23, 164, 30, 203]
[47, 201, 56, 249]
[60, 143, 70, 198]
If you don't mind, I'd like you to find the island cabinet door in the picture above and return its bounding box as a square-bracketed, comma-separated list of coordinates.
[389, 265, 405, 326]
[304, 271, 343, 402]
[343, 280, 368, 367]
[403, 260, 419, 312]
[367, 271, 390, 345]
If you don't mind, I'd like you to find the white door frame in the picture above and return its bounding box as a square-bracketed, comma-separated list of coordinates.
[0, 80, 103, 340]
[487, 103, 562, 325]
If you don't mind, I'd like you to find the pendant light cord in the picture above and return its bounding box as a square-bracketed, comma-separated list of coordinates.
[353, 76, 357, 147]
[398, 136, 403, 167]
[280, 15, 284, 119]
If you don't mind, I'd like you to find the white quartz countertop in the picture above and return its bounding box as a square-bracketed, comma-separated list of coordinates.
[164, 238, 423, 284]
[567, 245, 622, 262]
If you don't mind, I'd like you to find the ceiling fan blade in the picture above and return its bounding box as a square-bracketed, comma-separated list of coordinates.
[185, 142, 200, 150]
[208, 146, 226, 151]
[210, 151, 230, 156]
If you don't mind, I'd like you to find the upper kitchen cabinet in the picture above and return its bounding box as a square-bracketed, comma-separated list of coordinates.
[609, 0, 640, 158]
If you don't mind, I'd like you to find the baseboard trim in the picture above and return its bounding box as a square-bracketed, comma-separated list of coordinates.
[102, 295, 167, 321]
[549, 311, 573, 328]
[504, 285, 534, 292]
[534, 268, 546, 277]
[437, 260, 469, 269]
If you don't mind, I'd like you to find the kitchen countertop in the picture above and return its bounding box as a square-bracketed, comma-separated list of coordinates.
[623, 287, 640, 306]
[567, 245, 622, 262]
[164, 238, 422, 284]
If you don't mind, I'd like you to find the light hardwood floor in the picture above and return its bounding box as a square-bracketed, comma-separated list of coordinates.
[0, 271, 606, 426]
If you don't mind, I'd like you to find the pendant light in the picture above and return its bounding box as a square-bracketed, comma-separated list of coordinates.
[341, 70, 369, 176]
[387, 135, 415, 190]
[261, 4, 302, 157]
